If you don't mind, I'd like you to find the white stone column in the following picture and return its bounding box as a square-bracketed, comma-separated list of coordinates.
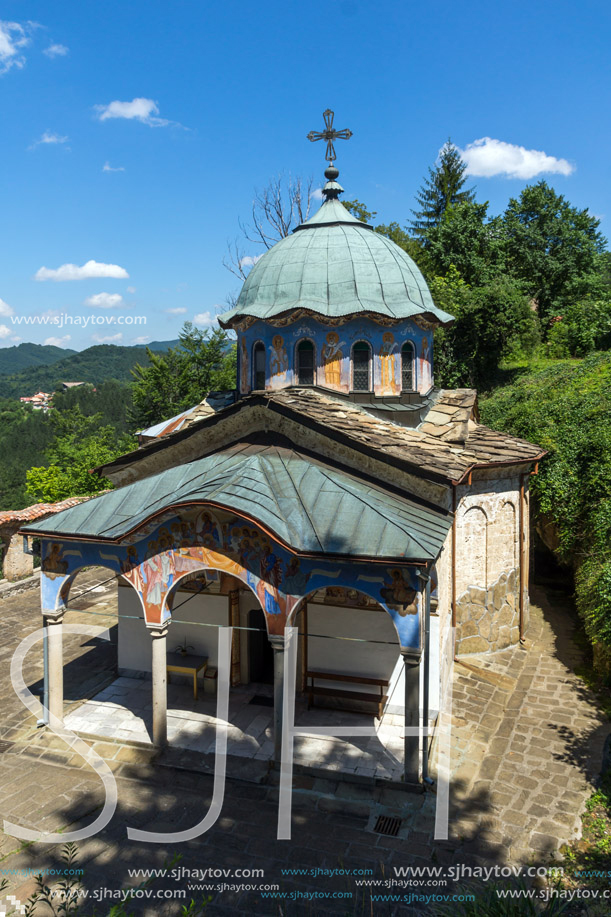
[270, 635, 285, 762]
[150, 624, 169, 747]
[45, 612, 65, 724]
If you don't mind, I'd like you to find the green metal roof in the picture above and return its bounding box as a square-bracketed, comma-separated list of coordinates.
[218, 198, 453, 328]
[22, 442, 451, 561]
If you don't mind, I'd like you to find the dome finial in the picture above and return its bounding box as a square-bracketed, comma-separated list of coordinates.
[307, 110, 351, 201]
[307, 109, 352, 166]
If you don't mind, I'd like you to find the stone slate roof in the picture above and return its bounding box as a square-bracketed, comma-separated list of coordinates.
[98, 387, 546, 487]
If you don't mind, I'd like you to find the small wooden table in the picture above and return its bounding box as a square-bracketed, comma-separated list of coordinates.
[166, 653, 208, 701]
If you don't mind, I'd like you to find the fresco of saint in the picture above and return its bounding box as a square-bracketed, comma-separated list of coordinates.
[419, 336, 431, 391]
[42, 543, 69, 575]
[380, 568, 417, 615]
[380, 331, 398, 394]
[270, 335, 288, 382]
[142, 549, 164, 606]
[321, 331, 344, 387]
[240, 337, 249, 393]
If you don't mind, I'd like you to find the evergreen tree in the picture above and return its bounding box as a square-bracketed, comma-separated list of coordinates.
[502, 181, 606, 323]
[129, 322, 237, 429]
[410, 139, 476, 240]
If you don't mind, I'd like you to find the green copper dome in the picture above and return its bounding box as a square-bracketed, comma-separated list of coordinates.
[218, 196, 453, 328]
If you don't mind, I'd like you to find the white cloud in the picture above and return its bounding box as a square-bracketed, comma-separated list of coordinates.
[132, 335, 150, 345]
[102, 161, 125, 172]
[43, 43, 68, 58]
[35, 260, 129, 281]
[239, 254, 264, 270]
[29, 130, 70, 150]
[165, 307, 187, 315]
[310, 187, 324, 201]
[459, 137, 574, 180]
[0, 298, 14, 317]
[0, 324, 11, 339]
[84, 292, 125, 309]
[94, 97, 177, 128]
[44, 334, 71, 347]
[126, 286, 136, 294]
[193, 311, 215, 326]
[0, 20, 31, 75]
[92, 332, 123, 343]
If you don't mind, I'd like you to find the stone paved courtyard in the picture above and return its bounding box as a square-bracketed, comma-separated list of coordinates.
[0, 569, 608, 914]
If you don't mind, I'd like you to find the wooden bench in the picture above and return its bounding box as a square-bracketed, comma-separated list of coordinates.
[306, 670, 389, 719]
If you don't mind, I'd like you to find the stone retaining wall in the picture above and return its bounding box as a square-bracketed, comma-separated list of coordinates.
[455, 567, 521, 654]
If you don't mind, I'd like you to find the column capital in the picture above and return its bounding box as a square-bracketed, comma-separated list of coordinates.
[269, 634, 285, 651]
[148, 621, 170, 639]
[44, 609, 65, 624]
[401, 648, 422, 663]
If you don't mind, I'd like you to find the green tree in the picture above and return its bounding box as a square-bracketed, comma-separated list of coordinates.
[130, 322, 237, 429]
[25, 407, 135, 502]
[503, 181, 606, 324]
[341, 199, 377, 223]
[432, 269, 538, 389]
[426, 201, 506, 287]
[410, 139, 476, 240]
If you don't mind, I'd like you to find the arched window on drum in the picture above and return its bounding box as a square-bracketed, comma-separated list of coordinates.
[401, 342, 415, 391]
[296, 339, 315, 385]
[253, 341, 266, 390]
[352, 341, 372, 392]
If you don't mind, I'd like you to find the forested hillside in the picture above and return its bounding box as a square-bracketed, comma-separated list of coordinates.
[0, 340, 179, 398]
[0, 325, 235, 510]
[0, 342, 77, 374]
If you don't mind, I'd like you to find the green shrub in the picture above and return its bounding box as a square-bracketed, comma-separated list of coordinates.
[480, 353, 611, 652]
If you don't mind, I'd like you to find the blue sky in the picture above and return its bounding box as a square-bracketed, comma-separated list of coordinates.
[0, 0, 609, 351]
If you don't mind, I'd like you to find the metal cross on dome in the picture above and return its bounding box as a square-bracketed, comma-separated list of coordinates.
[307, 109, 353, 163]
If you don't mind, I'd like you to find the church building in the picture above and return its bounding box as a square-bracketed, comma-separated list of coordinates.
[22, 113, 545, 785]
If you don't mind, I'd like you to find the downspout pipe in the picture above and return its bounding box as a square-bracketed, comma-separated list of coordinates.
[519, 471, 529, 643]
[451, 482, 458, 662]
[418, 569, 433, 784]
[38, 621, 49, 727]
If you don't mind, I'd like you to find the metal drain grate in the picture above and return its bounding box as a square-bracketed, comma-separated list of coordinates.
[0, 740, 14, 754]
[373, 815, 402, 837]
[248, 694, 274, 707]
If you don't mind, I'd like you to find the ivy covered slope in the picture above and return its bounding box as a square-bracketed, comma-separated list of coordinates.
[480, 353, 611, 656]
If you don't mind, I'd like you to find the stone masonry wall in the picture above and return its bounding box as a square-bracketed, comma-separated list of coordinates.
[455, 567, 520, 655]
[453, 473, 529, 655]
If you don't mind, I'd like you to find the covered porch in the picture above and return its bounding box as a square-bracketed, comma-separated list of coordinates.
[21, 440, 452, 786]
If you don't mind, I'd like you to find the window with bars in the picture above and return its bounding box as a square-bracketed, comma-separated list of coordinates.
[296, 340, 315, 385]
[401, 342, 415, 391]
[253, 342, 266, 389]
[352, 341, 371, 392]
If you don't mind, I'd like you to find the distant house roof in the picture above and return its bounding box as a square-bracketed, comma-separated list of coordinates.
[138, 392, 237, 440]
[0, 495, 92, 529]
[61, 381, 85, 389]
[21, 441, 451, 562]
